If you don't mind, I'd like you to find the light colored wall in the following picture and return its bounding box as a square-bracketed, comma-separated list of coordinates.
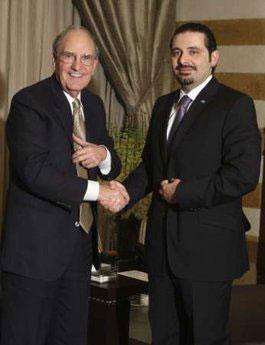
[176, 0, 265, 238]
[176, 0, 265, 20]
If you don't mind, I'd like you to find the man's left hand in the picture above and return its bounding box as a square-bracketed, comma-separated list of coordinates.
[159, 178, 181, 204]
[72, 134, 107, 168]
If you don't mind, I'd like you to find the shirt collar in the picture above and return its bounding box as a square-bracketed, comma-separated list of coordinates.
[179, 75, 213, 102]
[63, 91, 82, 112]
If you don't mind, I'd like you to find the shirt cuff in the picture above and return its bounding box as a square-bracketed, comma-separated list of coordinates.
[84, 180, 99, 201]
[98, 146, 111, 175]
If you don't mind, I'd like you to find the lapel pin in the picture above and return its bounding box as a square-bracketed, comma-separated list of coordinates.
[200, 100, 206, 103]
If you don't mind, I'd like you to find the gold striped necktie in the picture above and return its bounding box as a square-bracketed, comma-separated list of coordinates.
[72, 98, 93, 233]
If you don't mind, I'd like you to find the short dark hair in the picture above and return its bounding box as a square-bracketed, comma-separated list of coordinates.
[170, 22, 217, 55]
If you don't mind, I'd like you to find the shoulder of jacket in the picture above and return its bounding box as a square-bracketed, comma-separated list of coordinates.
[13, 77, 52, 105]
[217, 83, 251, 101]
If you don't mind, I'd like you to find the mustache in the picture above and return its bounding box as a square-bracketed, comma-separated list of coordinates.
[175, 64, 196, 71]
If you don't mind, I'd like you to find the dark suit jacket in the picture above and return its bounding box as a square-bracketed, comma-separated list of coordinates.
[1, 75, 121, 281]
[124, 77, 261, 281]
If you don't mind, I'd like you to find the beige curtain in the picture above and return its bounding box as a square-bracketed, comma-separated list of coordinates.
[73, 0, 176, 129]
[0, 0, 81, 228]
[89, 63, 125, 129]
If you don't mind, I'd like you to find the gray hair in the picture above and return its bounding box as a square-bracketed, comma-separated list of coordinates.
[52, 25, 99, 58]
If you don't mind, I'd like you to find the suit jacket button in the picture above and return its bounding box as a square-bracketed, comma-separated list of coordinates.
[74, 221, 80, 228]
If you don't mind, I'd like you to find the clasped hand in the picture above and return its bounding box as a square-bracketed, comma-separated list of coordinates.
[98, 181, 130, 213]
[159, 178, 181, 204]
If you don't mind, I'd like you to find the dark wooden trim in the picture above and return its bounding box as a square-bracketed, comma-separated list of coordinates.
[215, 73, 265, 101]
[243, 183, 262, 209]
[176, 19, 265, 46]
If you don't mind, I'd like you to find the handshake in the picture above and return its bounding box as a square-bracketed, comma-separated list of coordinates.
[98, 181, 130, 213]
[72, 134, 182, 209]
[97, 177, 182, 213]
[71, 135, 129, 212]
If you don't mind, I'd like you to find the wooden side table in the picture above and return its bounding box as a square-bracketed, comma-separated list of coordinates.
[88, 275, 148, 345]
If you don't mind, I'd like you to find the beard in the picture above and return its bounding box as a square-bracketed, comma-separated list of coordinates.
[173, 64, 196, 87]
[175, 75, 194, 86]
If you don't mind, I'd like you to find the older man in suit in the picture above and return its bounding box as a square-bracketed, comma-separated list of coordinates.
[1, 25, 126, 345]
[103, 23, 261, 344]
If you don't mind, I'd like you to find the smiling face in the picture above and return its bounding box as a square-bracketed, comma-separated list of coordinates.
[171, 31, 219, 91]
[53, 29, 98, 98]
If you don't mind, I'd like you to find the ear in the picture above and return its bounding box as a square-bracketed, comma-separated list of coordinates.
[210, 49, 219, 69]
[52, 53, 56, 68]
[91, 58, 98, 75]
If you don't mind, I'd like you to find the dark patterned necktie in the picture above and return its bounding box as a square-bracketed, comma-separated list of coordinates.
[168, 95, 192, 143]
[72, 98, 93, 233]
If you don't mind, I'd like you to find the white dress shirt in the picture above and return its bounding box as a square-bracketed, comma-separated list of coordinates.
[167, 75, 213, 139]
[64, 91, 111, 201]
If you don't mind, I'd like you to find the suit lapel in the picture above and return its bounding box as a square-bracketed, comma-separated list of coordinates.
[160, 91, 178, 165]
[168, 78, 219, 156]
[50, 74, 73, 144]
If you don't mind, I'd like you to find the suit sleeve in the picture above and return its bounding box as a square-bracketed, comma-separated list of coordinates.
[123, 161, 151, 208]
[6, 96, 87, 207]
[176, 95, 261, 209]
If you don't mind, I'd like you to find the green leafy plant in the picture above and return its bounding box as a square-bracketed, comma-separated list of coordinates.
[99, 126, 151, 253]
[110, 127, 144, 179]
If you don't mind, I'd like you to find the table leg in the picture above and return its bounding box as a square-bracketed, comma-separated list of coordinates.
[88, 296, 131, 345]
